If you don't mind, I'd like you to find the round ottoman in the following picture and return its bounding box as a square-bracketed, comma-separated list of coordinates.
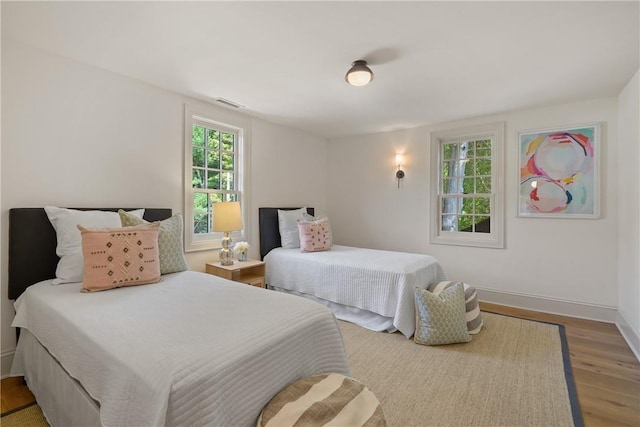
[257, 373, 386, 427]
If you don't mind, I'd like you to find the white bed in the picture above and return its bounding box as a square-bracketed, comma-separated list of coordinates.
[8, 207, 350, 427]
[264, 245, 446, 338]
[11, 271, 350, 427]
[258, 208, 447, 338]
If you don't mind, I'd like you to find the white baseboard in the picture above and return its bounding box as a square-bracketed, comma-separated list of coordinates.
[616, 311, 640, 362]
[1, 349, 15, 379]
[476, 286, 618, 323]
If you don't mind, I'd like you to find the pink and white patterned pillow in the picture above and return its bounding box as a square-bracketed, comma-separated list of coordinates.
[78, 223, 161, 292]
[297, 218, 331, 252]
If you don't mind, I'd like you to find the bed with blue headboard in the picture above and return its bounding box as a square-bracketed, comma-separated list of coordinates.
[259, 207, 447, 338]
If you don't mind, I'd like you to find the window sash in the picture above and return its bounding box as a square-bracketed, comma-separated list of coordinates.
[191, 121, 240, 237]
[191, 190, 241, 240]
[437, 194, 494, 234]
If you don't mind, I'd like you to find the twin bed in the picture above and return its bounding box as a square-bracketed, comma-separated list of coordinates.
[258, 208, 446, 338]
[8, 208, 349, 427]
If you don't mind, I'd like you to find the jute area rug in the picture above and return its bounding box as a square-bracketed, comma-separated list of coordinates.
[339, 312, 582, 427]
[0, 402, 47, 427]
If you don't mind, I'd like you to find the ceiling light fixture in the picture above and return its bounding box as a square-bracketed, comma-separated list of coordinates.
[345, 60, 374, 87]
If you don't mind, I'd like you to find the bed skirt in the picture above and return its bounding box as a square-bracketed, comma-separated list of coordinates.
[270, 286, 397, 334]
[11, 329, 101, 427]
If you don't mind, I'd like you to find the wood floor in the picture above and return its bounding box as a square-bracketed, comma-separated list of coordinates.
[481, 302, 640, 427]
[1, 376, 35, 414]
[1, 303, 639, 426]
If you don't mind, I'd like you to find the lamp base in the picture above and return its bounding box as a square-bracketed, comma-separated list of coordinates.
[219, 232, 234, 266]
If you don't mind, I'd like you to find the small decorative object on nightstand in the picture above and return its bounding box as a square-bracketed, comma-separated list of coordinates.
[206, 259, 266, 288]
[233, 241, 250, 262]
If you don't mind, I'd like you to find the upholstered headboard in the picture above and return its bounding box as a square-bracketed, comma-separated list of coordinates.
[8, 208, 172, 300]
[258, 207, 314, 260]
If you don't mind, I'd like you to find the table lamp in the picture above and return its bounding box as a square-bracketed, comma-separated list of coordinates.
[213, 201, 243, 266]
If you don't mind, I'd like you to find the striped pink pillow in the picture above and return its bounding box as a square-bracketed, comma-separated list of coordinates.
[78, 223, 161, 292]
[297, 218, 331, 252]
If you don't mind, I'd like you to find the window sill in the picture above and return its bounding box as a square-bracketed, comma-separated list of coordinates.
[431, 232, 504, 249]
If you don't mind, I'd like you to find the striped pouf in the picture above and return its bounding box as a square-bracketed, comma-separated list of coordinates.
[427, 281, 484, 334]
[257, 373, 386, 427]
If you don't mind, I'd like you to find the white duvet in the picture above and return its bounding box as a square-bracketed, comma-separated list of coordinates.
[265, 245, 447, 338]
[12, 271, 350, 427]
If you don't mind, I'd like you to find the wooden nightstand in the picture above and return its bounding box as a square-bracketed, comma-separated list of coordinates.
[205, 259, 266, 288]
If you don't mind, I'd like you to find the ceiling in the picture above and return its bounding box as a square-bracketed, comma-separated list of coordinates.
[2, 1, 638, 139]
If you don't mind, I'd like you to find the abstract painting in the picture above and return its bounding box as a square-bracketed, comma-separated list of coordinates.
[518, 123, 600, 218]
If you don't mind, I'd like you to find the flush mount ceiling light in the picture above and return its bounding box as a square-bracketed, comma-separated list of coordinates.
[345, 60, 374, 87]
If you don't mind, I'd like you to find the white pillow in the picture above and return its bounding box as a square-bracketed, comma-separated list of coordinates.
[44, 207, 145, 284]
[278, 208, 307, 249]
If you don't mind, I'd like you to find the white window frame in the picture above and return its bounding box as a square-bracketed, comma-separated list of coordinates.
[429, 122, 504, 248]
[184, 103, 251, 252]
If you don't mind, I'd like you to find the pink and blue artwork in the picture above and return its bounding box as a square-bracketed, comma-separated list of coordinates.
[518, 123, 600, 218]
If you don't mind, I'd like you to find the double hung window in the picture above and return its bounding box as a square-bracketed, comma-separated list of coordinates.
[184, 105, 249, 252]
[430, 123, 504, 248]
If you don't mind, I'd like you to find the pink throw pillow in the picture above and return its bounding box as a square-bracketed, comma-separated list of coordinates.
[78, 223, 161, 292]
[297, 219, 331, 252]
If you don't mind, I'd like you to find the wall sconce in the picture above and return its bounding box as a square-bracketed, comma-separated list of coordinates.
[395, 154, 405, 188]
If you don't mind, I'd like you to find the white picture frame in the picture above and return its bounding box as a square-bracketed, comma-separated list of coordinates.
[517, 123, 600, 219]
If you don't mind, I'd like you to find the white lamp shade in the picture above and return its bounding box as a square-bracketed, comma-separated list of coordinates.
[213, 201, 243, 232]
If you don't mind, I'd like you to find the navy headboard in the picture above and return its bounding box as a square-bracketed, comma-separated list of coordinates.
[8, 208, 172, 300]
[258, 207, 314, 260]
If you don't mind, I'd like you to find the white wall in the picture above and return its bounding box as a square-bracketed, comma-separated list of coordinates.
[0, 38, 328, 376]
[328, 98, 620, 319]
[617, 69, 640, 358]
[251, 118, 328, 219]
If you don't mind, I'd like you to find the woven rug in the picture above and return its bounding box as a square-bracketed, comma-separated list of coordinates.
[0, 402, 48, 427]
[339, 312, 583, 427]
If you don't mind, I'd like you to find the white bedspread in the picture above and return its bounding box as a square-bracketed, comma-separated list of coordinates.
[265, 245, 446, 338]
[12, 271, 350, 427]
